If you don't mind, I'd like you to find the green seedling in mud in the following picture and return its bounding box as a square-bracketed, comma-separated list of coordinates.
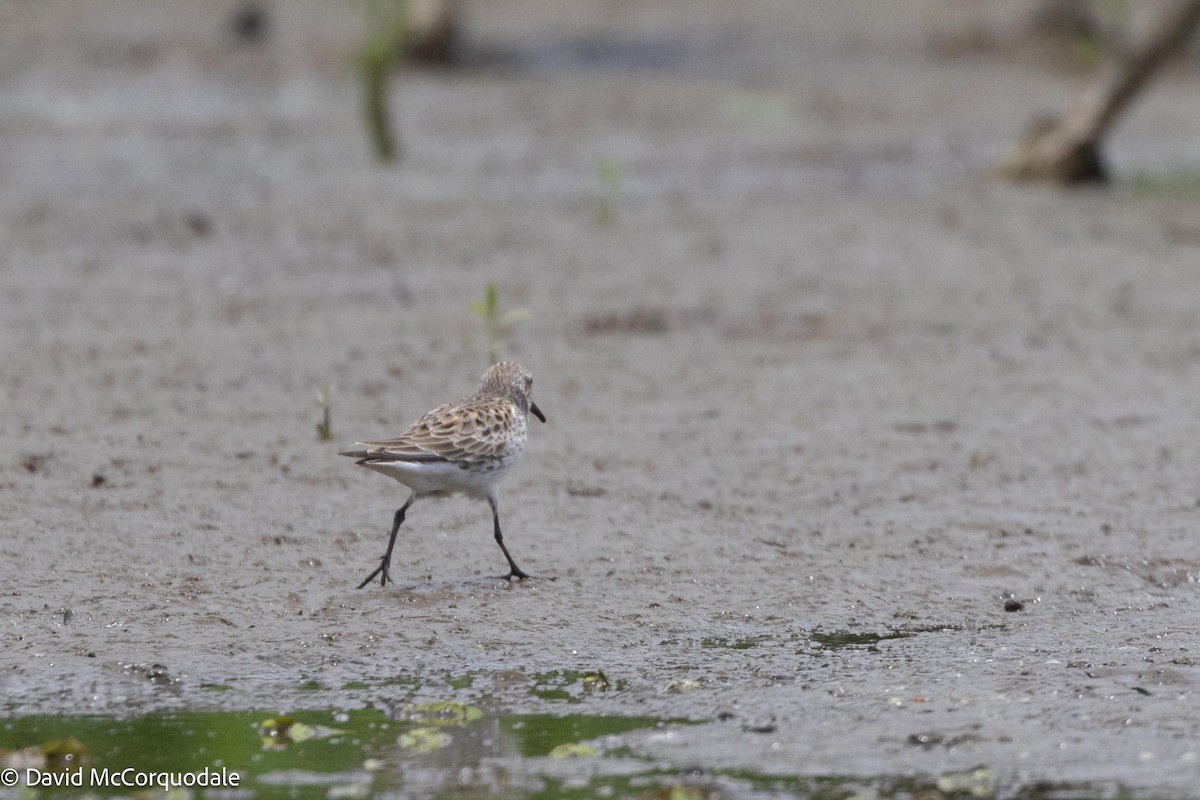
[470, 282, 529, 365]
[315, 383, 335, 441]
[594, 158, 622, 226]
[360, 0, 410, 162]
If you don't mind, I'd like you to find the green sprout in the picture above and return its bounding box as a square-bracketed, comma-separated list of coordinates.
[315, 383, 335, 441]
[359, 0, 410, 163]
[470, 282, 529, 365]
[594, 158, 622, 226]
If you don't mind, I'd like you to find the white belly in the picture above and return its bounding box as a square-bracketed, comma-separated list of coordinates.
[363, 457, 514, 499]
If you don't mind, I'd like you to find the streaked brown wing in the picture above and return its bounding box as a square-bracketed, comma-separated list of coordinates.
[350, 398, 514, 463]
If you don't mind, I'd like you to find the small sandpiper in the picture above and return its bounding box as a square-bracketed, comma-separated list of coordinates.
[339, 361, 546, 588]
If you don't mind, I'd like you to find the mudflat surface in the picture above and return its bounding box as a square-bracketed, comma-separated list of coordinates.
[4, 0, 1200, 796]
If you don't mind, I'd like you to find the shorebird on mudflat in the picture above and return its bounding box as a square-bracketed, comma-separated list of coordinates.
[339, 361, 546, 588]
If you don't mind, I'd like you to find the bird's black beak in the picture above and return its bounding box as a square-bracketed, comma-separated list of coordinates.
[531, 402, 546, 423]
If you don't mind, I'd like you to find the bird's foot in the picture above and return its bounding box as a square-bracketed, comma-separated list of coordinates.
[356, 556, 393, 589]
[503, 567, 557, 582]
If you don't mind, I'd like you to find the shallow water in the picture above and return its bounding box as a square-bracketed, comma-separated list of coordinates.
[1, 706, 1121, 800]
[2, 707, 668, 799]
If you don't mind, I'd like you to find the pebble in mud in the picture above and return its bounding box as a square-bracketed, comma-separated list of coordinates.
[740, 715, 777, 734]
[1003, 595, 1025, 612]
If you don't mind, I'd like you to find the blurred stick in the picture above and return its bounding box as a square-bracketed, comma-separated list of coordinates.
[1001, 0, 1200, 184]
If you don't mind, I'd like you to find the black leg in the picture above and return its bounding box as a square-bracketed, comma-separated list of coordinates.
[357, 494, 415, 589]
[489, 496, 530, 580]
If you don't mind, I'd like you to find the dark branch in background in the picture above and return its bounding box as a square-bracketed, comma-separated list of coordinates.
[1000, 0, 1200, 185]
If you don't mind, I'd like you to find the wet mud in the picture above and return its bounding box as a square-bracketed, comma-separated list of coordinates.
[4, 1, 1200, 797]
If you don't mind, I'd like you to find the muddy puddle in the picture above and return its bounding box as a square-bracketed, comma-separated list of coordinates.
[1, 704, 1118, 800]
